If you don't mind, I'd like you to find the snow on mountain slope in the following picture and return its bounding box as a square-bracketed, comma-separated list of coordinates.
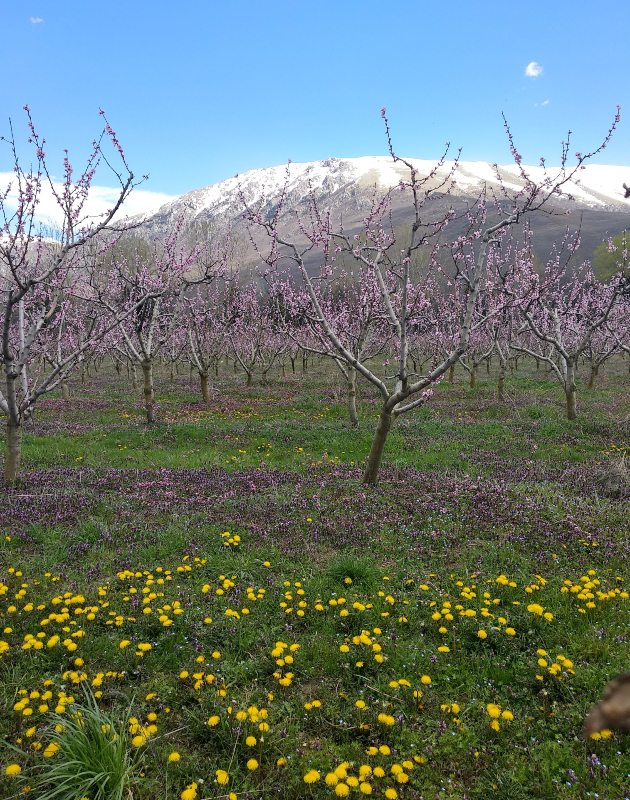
[136, 156, 630, 225]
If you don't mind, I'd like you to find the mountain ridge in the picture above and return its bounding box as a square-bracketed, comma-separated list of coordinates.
[137, 156, 630, 223]
[125, 156, 630, 273]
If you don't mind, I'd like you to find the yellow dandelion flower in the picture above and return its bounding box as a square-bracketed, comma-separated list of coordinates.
[216, 770, 229, 785]
[180, 783, 197, 800]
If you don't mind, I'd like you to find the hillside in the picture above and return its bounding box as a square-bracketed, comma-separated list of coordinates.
[126, 157, 630, 278]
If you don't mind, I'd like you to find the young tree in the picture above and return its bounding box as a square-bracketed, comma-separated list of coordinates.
[510, 237, 628, 419]
[100, 225, 206, 423]
[243, 110, 621, 483]
[227, 277, 280, 387]
[0, 108, 147, 482]
[582, 328, 619, 389]
[267, 268, 392, 426]
[184, 278, 237, 400]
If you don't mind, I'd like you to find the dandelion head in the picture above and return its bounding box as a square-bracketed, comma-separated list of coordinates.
[216, 770, 229, 785]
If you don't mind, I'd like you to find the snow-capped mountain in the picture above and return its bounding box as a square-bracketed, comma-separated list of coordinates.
[127, 156, 630, 266]
[138, 156, 630, 223]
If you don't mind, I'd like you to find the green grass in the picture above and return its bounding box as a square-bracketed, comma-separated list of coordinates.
[0, 357, 629, 799]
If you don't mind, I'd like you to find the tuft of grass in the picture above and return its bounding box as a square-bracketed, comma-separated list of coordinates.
[14, 688, 139, 800]
[595, 454, 630, 498]
[325, 554, 380, 589]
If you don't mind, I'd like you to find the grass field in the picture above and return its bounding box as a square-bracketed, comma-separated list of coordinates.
[1, 357, 629, 800]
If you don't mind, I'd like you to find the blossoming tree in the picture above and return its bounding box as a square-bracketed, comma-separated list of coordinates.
[243, 110, 621, 483]
[0, 108, 149, 482]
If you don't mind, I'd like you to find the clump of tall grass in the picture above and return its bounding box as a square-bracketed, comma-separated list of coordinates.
[15, 688, 140, 800]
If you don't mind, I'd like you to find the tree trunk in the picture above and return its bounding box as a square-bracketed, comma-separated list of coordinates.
[4, 419, 23, 484]
[290, 357, 296, 374]
[347, 366, 359, 427]
[60, 380, 70, 400]
[302, 356, 307, 373]
[215, 362, 219, 377]
[486, 359, 491, 375]
[142, 360, 155, 423]
[497, 370, 505, 401]
[282, 364, 286, 378]
[470, 365, 477, 389]
[587, 365, 598, 390]
[448, 364, 455, 384]
[200, 372, 211, 402]
[131, 363, 139, 390]
[536, 358, 540, 370]
[246, 371, 253, 387]
[565, 361, 577, 421]
[363, 406, 394, 485]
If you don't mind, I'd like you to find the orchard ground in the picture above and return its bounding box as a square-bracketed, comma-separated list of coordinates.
[1, 357, 629, 800]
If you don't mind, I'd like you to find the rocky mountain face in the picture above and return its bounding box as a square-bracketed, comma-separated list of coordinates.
[127, 156, 630, 272]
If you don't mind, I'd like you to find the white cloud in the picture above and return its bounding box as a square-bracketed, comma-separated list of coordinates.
[0, 172, 178, 229]
[29, 17, 43, 23]
[525, 61, 543, 77]
[542, 99, 549, 105]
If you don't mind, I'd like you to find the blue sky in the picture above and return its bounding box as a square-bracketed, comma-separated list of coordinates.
[1, 0, 628, 208]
